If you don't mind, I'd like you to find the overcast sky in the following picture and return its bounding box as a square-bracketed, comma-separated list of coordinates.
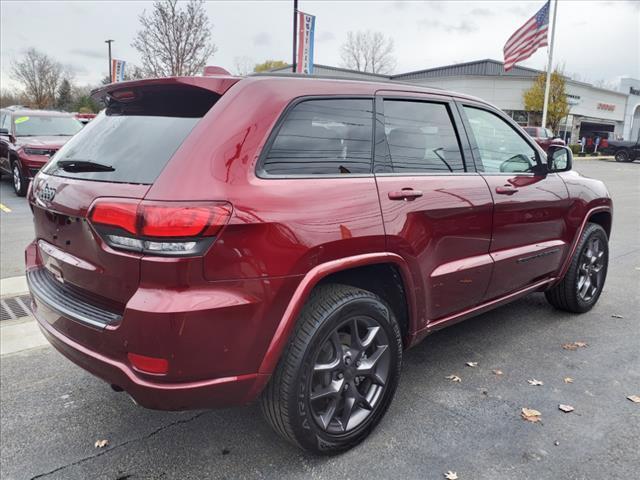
[1, 0, 638, 91]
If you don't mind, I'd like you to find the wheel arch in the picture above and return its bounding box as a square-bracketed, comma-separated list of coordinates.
[257, 253, 418, 377]
[554, 205, 612, 286]
[588, 210, 612, 239]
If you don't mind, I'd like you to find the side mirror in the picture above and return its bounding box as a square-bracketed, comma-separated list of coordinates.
[547, 145, 572, 173]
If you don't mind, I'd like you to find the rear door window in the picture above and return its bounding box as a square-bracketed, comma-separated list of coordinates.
[382, 100, 466, 173]
[43, 85, 220, 184]
[261, 98, 374, 176]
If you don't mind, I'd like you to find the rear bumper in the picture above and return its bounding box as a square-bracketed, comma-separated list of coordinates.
[35, 311, 269, 410]
[25, 241, 300, 410]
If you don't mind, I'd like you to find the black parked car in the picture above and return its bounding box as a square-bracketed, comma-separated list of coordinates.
[601, 132, 640, 162]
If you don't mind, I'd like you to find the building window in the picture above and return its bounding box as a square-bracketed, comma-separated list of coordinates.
[504, 110, 530, 126]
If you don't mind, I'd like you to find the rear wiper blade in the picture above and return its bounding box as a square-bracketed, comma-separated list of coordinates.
[57, 160, 115, 172]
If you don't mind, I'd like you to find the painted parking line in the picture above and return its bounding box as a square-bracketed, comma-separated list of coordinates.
[0, 203, 11, 213]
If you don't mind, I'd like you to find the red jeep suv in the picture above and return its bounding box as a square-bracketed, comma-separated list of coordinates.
[26, 74, 612, 454]
[0, 107, 83, 196]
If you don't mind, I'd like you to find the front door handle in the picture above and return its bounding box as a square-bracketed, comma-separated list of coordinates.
[388, 189, 423, 201]
[495, 185, 519, 195]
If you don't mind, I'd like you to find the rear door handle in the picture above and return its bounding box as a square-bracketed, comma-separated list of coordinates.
[495, 185, 519, 195]
[388, 189, 423, 201]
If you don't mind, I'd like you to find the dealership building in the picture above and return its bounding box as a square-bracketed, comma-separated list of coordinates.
[272, 59, 640, 144]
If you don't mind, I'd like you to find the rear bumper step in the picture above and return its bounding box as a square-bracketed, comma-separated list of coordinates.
[27, 268, 122, 329]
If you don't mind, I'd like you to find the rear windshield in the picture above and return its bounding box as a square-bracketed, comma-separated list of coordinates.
[15, 115, 82, 137]
[43, 85, 220, 184]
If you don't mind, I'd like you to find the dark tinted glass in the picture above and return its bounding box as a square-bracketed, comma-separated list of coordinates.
[262, 99, 373, 175]
[383, 100, 465, 173]
[43, 85, 220, 184]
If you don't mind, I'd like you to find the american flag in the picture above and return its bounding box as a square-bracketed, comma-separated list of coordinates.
[503, 1, 550, 71]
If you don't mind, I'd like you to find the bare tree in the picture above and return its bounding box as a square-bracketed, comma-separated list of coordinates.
[10, 48, 64, 108]
[340, 30, 396, 74]
[132, 0, 217, 77]
[233, 56, 255, 76]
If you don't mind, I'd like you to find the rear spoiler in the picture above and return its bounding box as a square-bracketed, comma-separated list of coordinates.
[91, 76, 240, 102]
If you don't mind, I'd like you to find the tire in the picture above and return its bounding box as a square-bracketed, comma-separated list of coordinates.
[545, 223, 608, 313]
[260, 284, 403, 454]
[11, 160, 28, 196]
[614, 150, 631, 162]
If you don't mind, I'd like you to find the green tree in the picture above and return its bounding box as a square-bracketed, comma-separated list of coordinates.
[254, 60, 288, 73]
[523, 70, 570, 132]
[73, 95, 100, 113]
[56, 78, 73, 111]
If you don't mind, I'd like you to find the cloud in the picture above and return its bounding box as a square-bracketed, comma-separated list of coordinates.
[470, 8, 492, 16]
[418, 19, 477, 33]
[317, 31, 335, 42]
[69, 48, 104, 59]
[252, 32, 271, 46]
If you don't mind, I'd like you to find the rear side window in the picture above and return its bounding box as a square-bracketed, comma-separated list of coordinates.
[261, 98, 373, 176]
[43, 85, 220, 184]
[383, 100, 465, 173]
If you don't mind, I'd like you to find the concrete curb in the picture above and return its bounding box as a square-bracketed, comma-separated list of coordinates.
[0, 317, 48, 355]
[0, 276, 28, 298]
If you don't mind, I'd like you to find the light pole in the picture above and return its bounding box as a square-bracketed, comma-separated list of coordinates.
[105, 39, 114, 81]
[292, 0, 298, 73]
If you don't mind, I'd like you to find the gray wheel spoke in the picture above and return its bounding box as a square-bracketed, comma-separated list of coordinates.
[350, 318, 362, 349]
[579, 276, 591, 297]
[319, 397, 339, 430]
[339, 396, 356, 432]
[310, 379, 343, 402]
[314, 357, 341, 373]
[357, 345, 388, 374]
[361, 326, 381, 349]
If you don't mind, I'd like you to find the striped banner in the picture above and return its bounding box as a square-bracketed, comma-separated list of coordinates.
[296, 11, 315, 74]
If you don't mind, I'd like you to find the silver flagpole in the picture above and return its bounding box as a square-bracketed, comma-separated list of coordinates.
[541, 0, 558, 129]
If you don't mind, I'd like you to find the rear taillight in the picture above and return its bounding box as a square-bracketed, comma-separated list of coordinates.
[88, 199, 232, 256]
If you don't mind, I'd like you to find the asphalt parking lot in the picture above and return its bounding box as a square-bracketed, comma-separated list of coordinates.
[1, 158, 638, 480]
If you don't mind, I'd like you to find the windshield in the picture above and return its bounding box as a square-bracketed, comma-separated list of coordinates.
[14, 115, 83, 137]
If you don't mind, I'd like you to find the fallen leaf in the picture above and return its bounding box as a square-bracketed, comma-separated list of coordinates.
[574, 341, 588, 348]
[444, 471, 458, 480]
[521, 407, 542, 423]
[94, 439, 109, 448]
[465, 362, 478, 367]
[528, 379, 544, 386]
[562, 343, 578, 351]
[492, 369, 503, 375]
[559, 404, 574, 412]
[627, 395, 640, 403]
[563, 377, 574, 384]
[445, 374, 461, 383]
[611, 314, 624, 319]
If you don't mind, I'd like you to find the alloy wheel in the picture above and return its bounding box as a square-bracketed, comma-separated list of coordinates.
[308, 316, 391, 434]
[13, 165, 21, 193]
[577, 236, 605, 302]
